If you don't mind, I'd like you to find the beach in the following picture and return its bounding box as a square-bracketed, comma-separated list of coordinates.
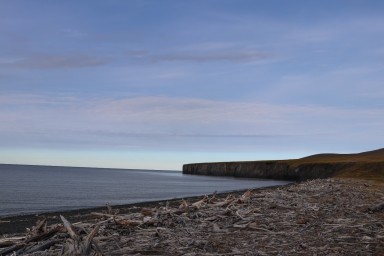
[0, 164, 289, 217]
[1, 178, 383, 255]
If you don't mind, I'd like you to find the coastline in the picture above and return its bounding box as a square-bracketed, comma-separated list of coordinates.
[1, 178, 383, 255]
[182, 148, 384, 182]
[2, 148, 383, 255]
[0, 183, 290, 236]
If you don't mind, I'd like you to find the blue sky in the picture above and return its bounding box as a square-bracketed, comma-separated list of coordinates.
[1, 0, 383, 170]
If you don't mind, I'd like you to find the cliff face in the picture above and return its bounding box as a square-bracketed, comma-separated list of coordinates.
[183, 148, 384, 181]
[183, 161, 384, 181]
[183, 161, 352, 181]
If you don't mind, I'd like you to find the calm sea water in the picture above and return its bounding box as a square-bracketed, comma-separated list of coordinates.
[0, 164, 289, 216]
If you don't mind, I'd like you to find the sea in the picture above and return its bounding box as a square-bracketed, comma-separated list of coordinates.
[0, 164, 290, 217]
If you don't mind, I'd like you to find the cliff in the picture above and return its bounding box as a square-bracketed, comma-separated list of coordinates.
[183, 148, 384, 182]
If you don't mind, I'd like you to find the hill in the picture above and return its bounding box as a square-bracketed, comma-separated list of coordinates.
[183, 148, 384, 182]
[297, 148, 384, 163]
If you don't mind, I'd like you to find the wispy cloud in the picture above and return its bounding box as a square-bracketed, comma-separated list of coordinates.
[128, 50, 272, 63]
[1, 54, 109, 69]
[1, 94, 383, 151]
[153, 51, 271, 63]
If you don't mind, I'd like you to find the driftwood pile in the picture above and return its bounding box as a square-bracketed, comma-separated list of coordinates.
[0, 178, 383, 255]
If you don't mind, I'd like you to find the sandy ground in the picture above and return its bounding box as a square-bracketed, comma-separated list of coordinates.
[1, 178, 383, 255]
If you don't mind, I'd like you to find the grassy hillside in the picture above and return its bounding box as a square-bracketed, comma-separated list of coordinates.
[283, 148, 384, 182]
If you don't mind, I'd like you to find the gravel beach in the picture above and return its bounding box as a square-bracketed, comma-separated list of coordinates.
[1, 178, 383, 255]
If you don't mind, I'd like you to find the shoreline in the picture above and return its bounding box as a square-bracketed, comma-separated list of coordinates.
[1, 178, 383, 255]
[0, 183, 291, 236]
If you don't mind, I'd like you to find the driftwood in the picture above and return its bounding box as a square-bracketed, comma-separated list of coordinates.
[0, 216, 100, 256]
[191, 195, 208, 209]
[368, 201, 384, 212]
[24, 225, 62, 243]
[24, 239, 61, 254]
[0, 243, 26, 256]
[1, 178, 384, 255]
[0, 220, 62, 256]
[0, 237, 24, 248]
[60, 215, 101, 256]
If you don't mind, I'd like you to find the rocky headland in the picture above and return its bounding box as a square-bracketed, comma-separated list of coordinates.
[183, 148, 384, 182]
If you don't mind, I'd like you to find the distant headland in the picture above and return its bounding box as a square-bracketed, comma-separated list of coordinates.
[183, 148, 384, 182]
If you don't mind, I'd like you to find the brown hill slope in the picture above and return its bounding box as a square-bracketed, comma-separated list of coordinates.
[297, 148, 384, 163]
[183, 148, 384, 182]
[287, 148, 384, 182]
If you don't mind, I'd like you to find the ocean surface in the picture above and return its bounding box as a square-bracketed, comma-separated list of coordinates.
[0, 164, 290, 216]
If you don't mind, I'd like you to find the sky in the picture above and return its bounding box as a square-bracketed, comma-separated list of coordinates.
[1, 0, 384, 170]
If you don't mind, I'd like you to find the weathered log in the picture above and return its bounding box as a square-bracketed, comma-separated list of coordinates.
[0, 243, 26, 256]
[24, 239, 61, 254]
[368, 202, 384, 212]
[34, 218, 47, 233]
[0, 225, 62, 255]
[191, 195, 208, 209]
[60, 215, 79, 241]
[60, 215, 101, 256]
[114, 217, 142, 228]
[25, 225, 62, 243]
[82, 225, 100, 255]
[0, 237, 24, 248]
[0, 241, 15, 248]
